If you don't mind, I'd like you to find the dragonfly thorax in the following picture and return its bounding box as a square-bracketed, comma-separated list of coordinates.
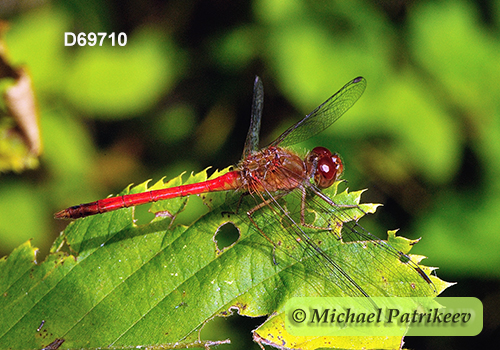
[238, 147, 307, 193]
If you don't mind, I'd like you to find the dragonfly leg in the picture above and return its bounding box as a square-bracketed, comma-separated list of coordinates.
[246, 192, 289, 265]
[221, 192, 250, 217]
[298, 187, 343, 239]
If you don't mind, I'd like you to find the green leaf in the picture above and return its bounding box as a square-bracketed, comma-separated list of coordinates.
[64, 27, 180, 118]
[0, 168, 451, 349]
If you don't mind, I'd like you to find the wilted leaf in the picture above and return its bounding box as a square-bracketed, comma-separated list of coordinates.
[0, 23, 41, 172]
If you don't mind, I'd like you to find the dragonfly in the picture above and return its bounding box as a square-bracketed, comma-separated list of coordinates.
[55, 76, 435, 298]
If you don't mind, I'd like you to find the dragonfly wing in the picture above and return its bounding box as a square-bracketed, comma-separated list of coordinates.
[243, 189, 373, 298]
[270, 76, 366, 148]
[306, 185, 437, 295]
[242, 178, 436, 298]
[243, 76, 264, 158]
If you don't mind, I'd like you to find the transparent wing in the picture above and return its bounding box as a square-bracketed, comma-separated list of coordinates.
[308, 185, 436, 293]
[238, 173, 436, 299]
[270, 77, 366, 148]
[243, 76, 264, 158]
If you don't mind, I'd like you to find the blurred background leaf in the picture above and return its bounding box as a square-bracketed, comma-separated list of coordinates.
[0, 0, 498, 349]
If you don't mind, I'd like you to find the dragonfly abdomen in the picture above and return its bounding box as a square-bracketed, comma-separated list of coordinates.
[54, 171, 242, 219]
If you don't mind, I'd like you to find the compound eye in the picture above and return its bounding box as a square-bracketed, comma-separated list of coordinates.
[310, 147, 343, 189]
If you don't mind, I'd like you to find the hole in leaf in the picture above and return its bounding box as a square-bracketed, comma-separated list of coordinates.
[215, 222, 240, 251]
[200, 313, 267, 349]
[175, 195, 209, 226]
[134, 205, 156, 225]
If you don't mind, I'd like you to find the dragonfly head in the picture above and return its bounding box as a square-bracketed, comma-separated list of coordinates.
[306, 147, 343, 189]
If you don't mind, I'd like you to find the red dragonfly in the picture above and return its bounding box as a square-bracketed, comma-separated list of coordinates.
[55, 76, 435, 297]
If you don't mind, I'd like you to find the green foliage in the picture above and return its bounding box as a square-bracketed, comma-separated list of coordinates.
[1, 0, 499, 279]
[64, 27, 180, 117]
[1, 0, 498, 348]
[0, 170, 449, 349]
